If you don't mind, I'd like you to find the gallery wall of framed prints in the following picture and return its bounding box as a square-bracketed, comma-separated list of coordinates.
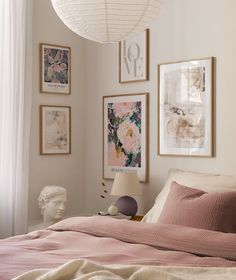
[109, 29, 151, 182]
[39, 43, 72, 156]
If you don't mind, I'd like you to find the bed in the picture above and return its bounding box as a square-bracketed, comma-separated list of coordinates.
[2, 168, 236, 280]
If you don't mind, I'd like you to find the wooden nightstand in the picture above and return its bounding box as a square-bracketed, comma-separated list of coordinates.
[131, 215, 143, 221]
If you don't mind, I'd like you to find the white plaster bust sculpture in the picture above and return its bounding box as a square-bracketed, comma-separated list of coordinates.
[28, 185, 67, 232]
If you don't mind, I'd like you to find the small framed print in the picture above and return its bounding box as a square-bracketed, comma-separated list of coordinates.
[158, 57, 214, 157]
[40, 43, 71, 94]
[40, 105, 71, 155]
[103, 93, 148, 182]
[119, 29, 149, 83]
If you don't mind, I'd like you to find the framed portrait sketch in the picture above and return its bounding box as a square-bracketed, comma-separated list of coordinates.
[40, 43, 71, 94]
[158, 57, 214, 157]
[40, 105, 71, 155]
[103, 93, 148, 182]
[119, 29, 149, 83]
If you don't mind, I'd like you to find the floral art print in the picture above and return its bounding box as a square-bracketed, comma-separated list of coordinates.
[44, 48, 68, 84]
[40, 44, 71, 94]
[108, 101, 141, 167]
[103, 93, 148, 182]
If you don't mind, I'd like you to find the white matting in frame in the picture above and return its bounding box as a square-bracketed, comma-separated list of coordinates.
[103, 93, 148, 182]
[158, 57, 214, 157]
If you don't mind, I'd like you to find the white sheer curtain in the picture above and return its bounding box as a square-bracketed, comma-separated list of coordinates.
[0, 0, 32, 237]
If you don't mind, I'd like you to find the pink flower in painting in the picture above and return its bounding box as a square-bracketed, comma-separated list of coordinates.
[55, 50, 63, 63]
[47, 54, 54, 65]
[108, 142, 127, 166]
[117, 120, 141, 155]
[114, 102, 134, 118]
[53, 63, 67, 73]
[53, 63, 62, 73]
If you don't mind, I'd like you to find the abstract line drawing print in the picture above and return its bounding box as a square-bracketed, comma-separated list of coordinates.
[45, 110, 68, 150]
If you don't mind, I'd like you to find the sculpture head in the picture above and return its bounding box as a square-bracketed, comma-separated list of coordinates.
[38, 185, 67, 224]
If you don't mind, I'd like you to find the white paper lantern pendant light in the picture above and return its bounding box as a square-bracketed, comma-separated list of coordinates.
[51, 0, 163, 43]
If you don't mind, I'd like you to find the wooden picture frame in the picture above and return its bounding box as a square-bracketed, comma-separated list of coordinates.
[40, 105, 71, 155]
[158, 57, 214, 157]
[119, 30, 149, 83]
[103, 93, 148, 182]
[40, 43, 71, 94]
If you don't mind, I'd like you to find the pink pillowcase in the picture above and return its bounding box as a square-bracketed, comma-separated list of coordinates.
[158, 181, 236, 233]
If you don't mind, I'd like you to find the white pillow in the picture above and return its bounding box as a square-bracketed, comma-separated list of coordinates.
[142, 168, 236, 223]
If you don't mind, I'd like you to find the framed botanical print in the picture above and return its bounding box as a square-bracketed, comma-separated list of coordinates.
[40, 105, 71, 155]
[119, 29, 149, 83]
[158, 57, 214, 157]
[103, 93, 148, 182]
[40, 43, 71, 94]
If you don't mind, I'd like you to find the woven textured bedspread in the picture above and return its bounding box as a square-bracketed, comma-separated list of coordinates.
[1, 216, 236, 279]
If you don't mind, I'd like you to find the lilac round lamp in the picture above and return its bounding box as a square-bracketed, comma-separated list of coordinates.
[111, 172, 142, 217]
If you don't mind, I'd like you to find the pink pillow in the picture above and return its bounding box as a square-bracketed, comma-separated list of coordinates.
[158, 181, 236, 233]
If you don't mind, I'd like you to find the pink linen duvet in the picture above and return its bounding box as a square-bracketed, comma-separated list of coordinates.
[1, 216, 236, 279]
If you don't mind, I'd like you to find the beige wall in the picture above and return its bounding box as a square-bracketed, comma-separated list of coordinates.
[28, 0, 86, 224]
[84, 0, 236, 215]
[29, 0, 236, 222]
